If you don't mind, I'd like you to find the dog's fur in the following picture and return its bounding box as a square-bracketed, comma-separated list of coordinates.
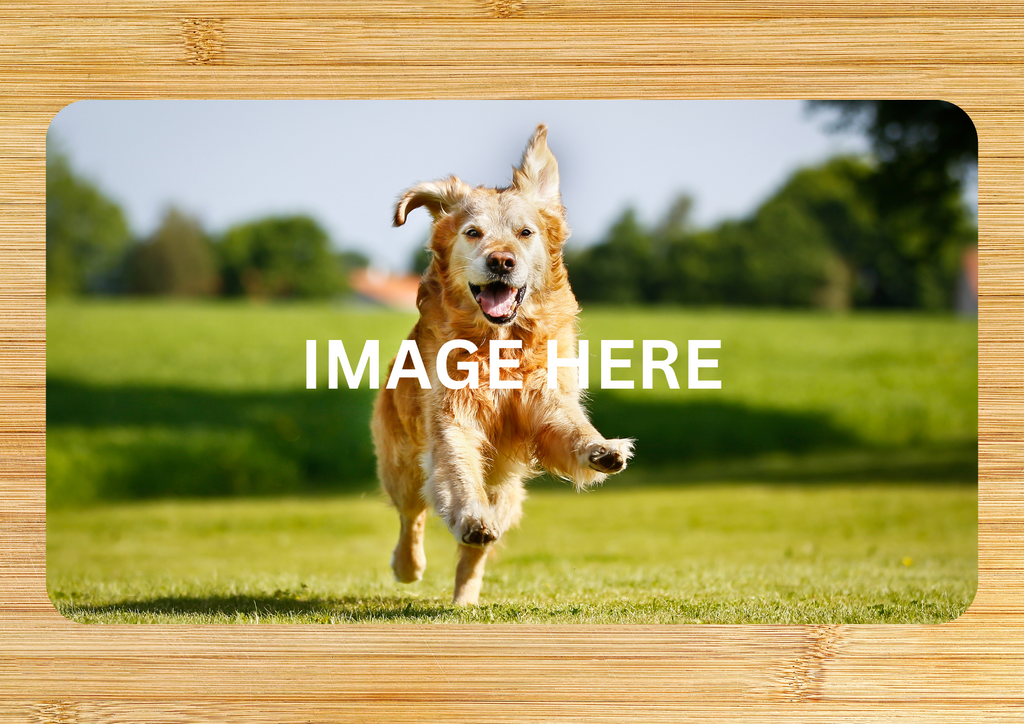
[373, 125, 633, 605]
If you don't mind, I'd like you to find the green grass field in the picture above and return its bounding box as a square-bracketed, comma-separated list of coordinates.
[46, 300, 978, 623]
[48, 483, 976, 624]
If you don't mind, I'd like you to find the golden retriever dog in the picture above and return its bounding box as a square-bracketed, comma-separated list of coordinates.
[373, 125, 633, 605]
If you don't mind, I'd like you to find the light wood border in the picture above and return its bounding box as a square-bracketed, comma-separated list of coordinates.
[2, 3, 1021, 721]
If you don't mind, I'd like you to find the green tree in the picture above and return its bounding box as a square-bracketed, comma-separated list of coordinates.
[810, 100, 976, 174]
[743, 156, 876, 308]
[653, 194, 696, 240]
[809, 100, 978, 308]
[46, 152, 131, 295]
[569, 146, 974, 311]
[218, 216, 348, 298]
[566, 208, 658, 303]
[741, 192, 848, 307]
[125, 208, 219, 296]
[338, 249, 371, 274]
[660, 186, 845, 308]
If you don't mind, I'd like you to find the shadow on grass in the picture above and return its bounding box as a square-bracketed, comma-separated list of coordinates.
[55, 588, 975, 625]
[61, 593, 463, 623]
[47, 377, 976, 505]
[555, 442, 979, 489]
[47, 378, 381, 504]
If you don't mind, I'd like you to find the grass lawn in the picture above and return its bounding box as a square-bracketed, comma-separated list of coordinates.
[48, 481, 977, 624]
[46, 300, 978, 623]
[46, 300, 978, 503]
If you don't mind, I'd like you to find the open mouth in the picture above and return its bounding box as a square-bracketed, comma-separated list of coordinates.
[469, 282, 526, 325]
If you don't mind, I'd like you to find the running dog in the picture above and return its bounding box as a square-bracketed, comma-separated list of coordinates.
[373, 125, 633, 605]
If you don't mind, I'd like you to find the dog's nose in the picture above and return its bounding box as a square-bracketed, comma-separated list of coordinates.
[487, 251, 517, 273]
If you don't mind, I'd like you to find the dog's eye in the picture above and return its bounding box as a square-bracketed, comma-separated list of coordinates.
[520, 228, 533, 237]
[465, 228, 481, 238]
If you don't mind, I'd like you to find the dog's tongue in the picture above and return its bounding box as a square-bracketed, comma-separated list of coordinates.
[477, 284, 517, 318]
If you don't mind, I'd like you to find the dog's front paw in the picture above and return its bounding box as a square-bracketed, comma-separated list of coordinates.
[450, 501, 501, 548]
[461, 522, 499, 547]
[585, 439, 634, 474]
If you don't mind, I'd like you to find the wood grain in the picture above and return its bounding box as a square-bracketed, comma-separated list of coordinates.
[1, 1, 1021, 720]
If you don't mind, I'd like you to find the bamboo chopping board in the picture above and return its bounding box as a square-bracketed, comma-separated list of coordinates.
[1, 2, 1022, 721]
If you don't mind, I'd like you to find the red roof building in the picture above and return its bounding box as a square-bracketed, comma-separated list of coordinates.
[350, 268, 420, 311]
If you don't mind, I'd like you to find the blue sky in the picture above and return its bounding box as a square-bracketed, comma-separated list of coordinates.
[49, 100, 876, 271]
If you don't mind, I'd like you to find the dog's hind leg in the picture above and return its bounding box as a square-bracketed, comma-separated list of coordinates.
[384, 456, 428, 583]
[453, 543, 489, 605]
[374, 390, 428, 584]
[381, 449, 428, 583]
[392, 506, 428, 583]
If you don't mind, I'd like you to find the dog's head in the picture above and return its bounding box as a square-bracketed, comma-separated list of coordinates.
[394, 125, 570, 328]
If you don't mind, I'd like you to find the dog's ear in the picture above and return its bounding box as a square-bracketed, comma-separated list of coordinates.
[393, 176, 470, 227]
[512, 124, 560, 206]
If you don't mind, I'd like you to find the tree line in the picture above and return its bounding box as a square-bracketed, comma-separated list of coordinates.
[50, 101, 977, 309]
[566, 101, 978, 310]
[46, 153, 368, 298]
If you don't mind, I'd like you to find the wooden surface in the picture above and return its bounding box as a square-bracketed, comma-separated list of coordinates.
[1, 2, 1021, 721]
